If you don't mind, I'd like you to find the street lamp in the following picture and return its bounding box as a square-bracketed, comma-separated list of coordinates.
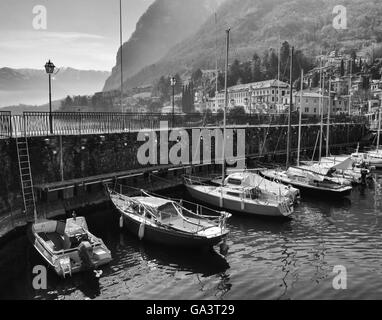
[170, 76, 177, 128]
[45, 60, 55, 134]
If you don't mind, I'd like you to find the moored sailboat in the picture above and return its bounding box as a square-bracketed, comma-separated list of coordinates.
[261, 166, 353, 197]
[108, 187, 231, 248]
[184, 176, 295, 217]
[183, 29, 295, 218]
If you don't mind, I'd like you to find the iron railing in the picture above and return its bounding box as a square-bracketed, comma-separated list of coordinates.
[0, 111, 370, 138]
[0, 111, 11, 138]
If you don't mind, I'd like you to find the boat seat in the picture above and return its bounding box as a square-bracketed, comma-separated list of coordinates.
[45, 232, 65, 251]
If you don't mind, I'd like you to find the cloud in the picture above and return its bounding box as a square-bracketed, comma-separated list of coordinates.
[0, 31, 117, 70]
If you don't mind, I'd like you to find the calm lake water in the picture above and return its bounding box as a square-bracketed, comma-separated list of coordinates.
[1, 173, 382, 300]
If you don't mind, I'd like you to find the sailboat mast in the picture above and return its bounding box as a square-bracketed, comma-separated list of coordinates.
[297, 69, 303, 166]
[215, 13, 219, 111]
[286, 46, 294, 168]
[377, 102, 381, 151]
[119, 0, 124, 113]
[326, 78, 331, 157]
[278, 36, 281, 110]
[221, 28, 230, 188]
[319, 58, 324, 162]
[348, 59, 353, 115]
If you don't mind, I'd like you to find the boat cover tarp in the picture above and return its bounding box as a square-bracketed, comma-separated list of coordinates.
[132, 196, 173, 209]
[225, 172, 293, 193]
[319, 157, 354, 170]
[287, 166, 326, 182]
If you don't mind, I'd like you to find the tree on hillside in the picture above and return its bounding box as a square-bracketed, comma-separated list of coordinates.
[61, 95, 73, 108]
[229, 60, 241, 86]
[173, 74, 183, 95]
[191, 69, 203, 86]
[217, 109, 224, 121]
[340, 59, 345, 76]
[280, 41, 290, 70]
[153, 76, 171, 101]
[229, 106, 246, 119]
[252, 53, 263, 82]
[311, 72, 320, 88]
[239, 61, 252, 84]
[182, 83, 194, 113]
[262, 49, 278, 79]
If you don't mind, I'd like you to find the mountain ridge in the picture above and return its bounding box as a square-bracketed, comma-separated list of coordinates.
[111, 0, 382, 91]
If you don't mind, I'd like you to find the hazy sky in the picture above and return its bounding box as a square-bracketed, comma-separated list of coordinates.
[0, 0, 155, 71]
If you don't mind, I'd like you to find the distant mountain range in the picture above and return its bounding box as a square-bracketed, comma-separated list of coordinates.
[0, 67, 110, 109]
[104, 0, 382, 91]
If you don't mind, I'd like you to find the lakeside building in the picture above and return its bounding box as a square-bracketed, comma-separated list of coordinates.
[207, 79, 293, 114]
[371, 79, 382, 100]
[294, 89, 349, 116]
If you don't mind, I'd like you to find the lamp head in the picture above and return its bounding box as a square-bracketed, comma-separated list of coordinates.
[45, 60, 55, 74]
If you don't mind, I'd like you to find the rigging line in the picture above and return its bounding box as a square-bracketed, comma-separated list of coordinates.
[272, 114, 289, 156]
[259, 114, 274, 155]
[311, 130, 321, 162]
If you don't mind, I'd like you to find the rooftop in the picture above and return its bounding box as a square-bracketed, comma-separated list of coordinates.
[294, 89, 328, 98]
[228, 79, 290, 92]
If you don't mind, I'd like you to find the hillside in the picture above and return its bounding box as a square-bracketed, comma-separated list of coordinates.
[118, 0, 382, 90]
[0, 67, 110, 108]
[103, 0, 223, 92]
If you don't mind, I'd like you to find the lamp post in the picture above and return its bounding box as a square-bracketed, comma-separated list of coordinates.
[170, 76, 177, 128]
[45, 60, 55, 134]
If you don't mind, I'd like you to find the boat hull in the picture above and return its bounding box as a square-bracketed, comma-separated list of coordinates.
[368, 157, 382, 169]
[121, 213, 226, 248]
[185, 185, 291, 218]
[260, 171, 352, 198]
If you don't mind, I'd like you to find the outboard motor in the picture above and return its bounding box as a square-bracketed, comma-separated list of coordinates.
[79, 241, 96, 270]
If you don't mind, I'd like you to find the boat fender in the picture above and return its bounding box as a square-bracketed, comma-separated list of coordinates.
[119, 215, 124, 228]
[138, 222, 145, 240]
[79, 241, 95, 270]
[94, 269, 103, 278]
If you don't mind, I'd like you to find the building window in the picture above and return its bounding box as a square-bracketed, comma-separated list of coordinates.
[314, 108, 317, 113]
[305, 108, 309, 113]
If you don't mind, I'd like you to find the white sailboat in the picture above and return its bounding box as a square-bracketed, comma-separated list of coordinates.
[184, 29, 295, 218]
[311, 155, 372, 184]
[261, 68, 353, 197]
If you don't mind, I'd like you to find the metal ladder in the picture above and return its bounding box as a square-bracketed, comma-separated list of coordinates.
[16, 136, 37, 220]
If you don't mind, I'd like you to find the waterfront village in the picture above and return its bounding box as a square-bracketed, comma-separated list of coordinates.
[61, 47, 382, 122]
